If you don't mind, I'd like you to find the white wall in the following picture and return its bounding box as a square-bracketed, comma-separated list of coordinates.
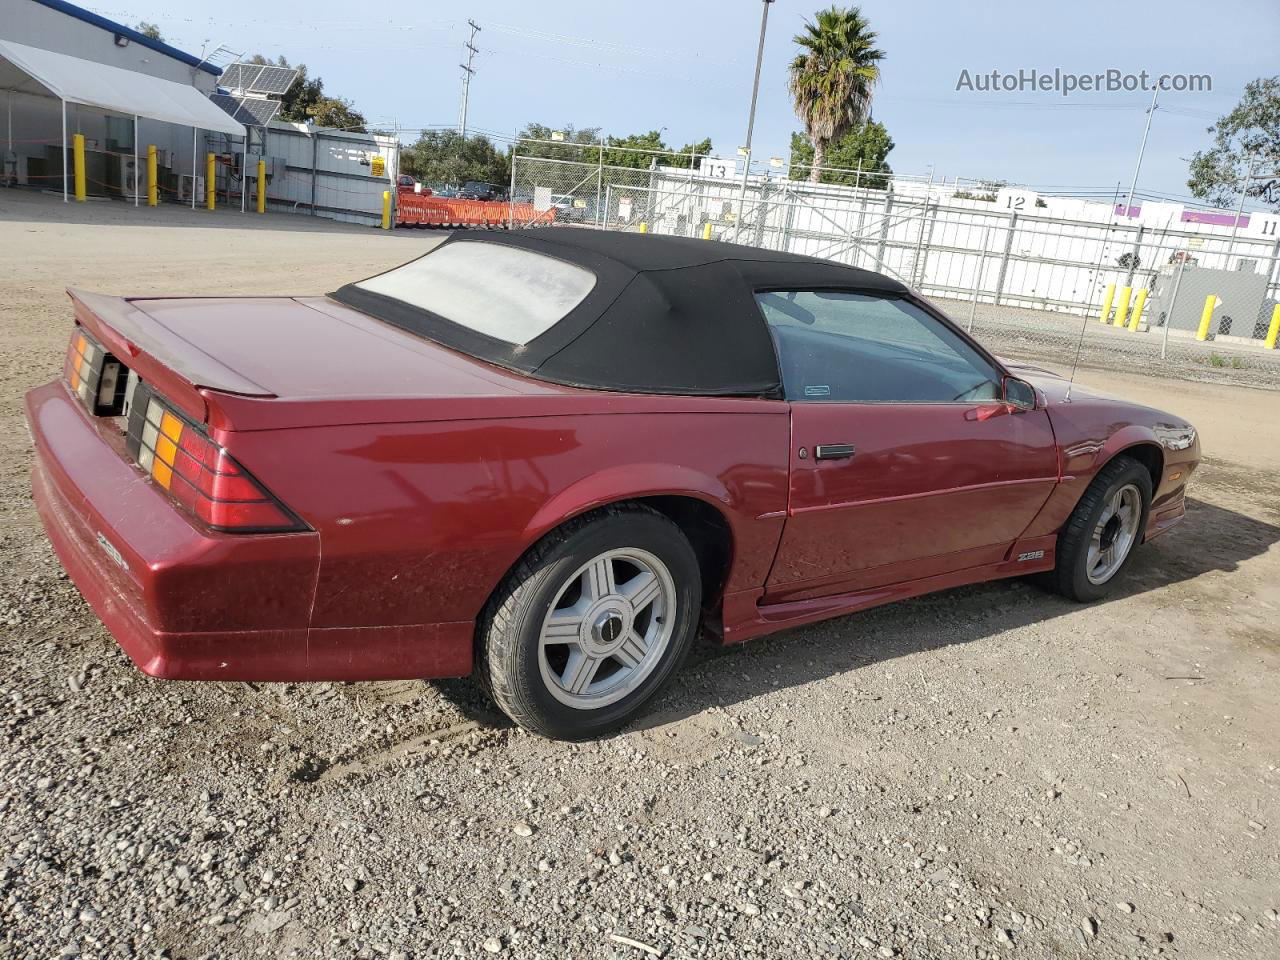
[0, 0, 216, 89]
[257, 122, 398, 225]
[4, 88, 224, 195]
[1, 0, 227, 194]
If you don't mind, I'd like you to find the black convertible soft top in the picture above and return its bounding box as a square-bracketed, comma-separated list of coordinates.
[331, 228, 909, 398]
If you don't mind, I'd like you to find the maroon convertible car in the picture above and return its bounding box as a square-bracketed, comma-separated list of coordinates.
[26, 229, 1199, 738]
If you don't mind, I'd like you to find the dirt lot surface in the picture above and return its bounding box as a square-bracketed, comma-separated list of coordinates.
[926, 296, 1280, 393]
[2, 193, 1278, 960]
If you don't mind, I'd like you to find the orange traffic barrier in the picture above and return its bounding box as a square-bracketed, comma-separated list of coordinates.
[396, 195, 555, 228]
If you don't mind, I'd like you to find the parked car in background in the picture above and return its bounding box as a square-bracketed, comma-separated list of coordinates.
[550, 194, 574, 221]
[25, 230, 1199, 740]
[458, 181, 509, 201]
[549, 194, 595, 223]
[396, 174, 427, 196]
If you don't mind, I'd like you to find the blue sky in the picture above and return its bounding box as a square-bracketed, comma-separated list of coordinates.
[90, 0, 1276, 206]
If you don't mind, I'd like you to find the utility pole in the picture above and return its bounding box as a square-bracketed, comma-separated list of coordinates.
[1226, 154, 1258, 267]
[458, 19, 480, 139]
[1122, 85, 1159, 219]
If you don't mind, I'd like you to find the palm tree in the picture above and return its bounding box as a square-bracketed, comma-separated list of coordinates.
[789, 6, 885, 183]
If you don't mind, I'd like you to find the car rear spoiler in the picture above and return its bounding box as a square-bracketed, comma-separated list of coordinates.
[67, 288, 274, 425]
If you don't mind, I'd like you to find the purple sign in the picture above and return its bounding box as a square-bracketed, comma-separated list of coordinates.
[1181, 210, 1250, 227]
[1114, 202, 1250, 228]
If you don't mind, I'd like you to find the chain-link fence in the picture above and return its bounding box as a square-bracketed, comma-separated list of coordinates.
[509, 155, 657, 228]
[509, 147, 1279, 386]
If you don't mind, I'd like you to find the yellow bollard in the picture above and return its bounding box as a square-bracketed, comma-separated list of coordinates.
[1264, 303, 1280, 349]
[381, 191, 391, 230]
[639, 222, 648, 233]
[206, 153, 215, 210]
[256, 158, 266, 214]
[1195, 294, 1217, 341]
[1113, 286, 1132, 327]
[1128, 288, 1148, 332]
[702, 222, 712, 240]
[72, 133, 86, 202]
[1097, 282, 1115, 324]
[146, 145, 157, 206]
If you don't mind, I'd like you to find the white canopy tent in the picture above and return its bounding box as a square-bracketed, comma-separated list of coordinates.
[0, 38, 245, 204]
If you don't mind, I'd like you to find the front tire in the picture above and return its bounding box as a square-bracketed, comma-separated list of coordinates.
[1049, 455, 1152, 602]
[478, 505, 701, 739]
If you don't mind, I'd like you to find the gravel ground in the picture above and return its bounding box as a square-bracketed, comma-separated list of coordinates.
[925, 297, 1280, 393]
[2, 192, 1279, 960]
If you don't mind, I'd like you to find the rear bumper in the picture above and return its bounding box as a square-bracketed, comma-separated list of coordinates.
[35, 454, 256, 677]
[26, 380, 472, 681]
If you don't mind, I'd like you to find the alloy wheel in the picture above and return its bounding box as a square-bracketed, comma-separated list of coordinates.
[537, 548, 677, 709]
[1086, 483, 1142, 584]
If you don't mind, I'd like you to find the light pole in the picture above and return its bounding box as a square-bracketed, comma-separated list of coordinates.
[744, 0, 775, 156]
[735, 0, 774, 241]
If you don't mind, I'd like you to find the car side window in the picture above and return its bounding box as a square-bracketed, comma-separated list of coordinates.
[754, 290, 1002, 404]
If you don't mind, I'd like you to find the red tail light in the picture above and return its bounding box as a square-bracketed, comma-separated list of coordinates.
[127, 392, 305, 534]
[64, 329, 126, 414]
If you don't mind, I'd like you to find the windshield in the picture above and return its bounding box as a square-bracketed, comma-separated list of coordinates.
[351, 241, 597, 345]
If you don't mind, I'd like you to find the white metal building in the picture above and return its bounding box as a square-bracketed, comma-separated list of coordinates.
[0, 0, 243, 201]
[260, 120, 400, 225]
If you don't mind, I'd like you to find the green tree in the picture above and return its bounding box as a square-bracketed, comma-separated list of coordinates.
[516, 123, 603, 163]
[514, 125, 712, 169]
[603, 131, 714, 169]
[401, 130, 510, 187]
[604, 130, 667, 169]
[307, 97, 367, 132]
[788, 6, 885, 183]
[247, 54, 367, 133]
[1187, 76, 1279, 211]
[668, 137, 713, 169]
[134, 22, 163, 41]
[788, 122, 893, 188]
[952, 179, 1007, 202]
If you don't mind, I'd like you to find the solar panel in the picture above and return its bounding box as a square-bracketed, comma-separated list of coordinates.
[250, 66, 298, 96]
[210, 92, 240, 115]
[221, 62, 298, 95]
[220, 63, 245, 89]
[210, 93, 282, 127]
[237, 97, 282, 126]
[220, 63, 260, 91]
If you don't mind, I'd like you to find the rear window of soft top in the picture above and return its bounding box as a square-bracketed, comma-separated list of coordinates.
[352, 241, 596, 345]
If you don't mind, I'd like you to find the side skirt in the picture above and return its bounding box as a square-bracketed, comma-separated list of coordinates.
[719, 534, 1057, 646]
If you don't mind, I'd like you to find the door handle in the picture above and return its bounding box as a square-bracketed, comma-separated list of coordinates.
[815, 443, 856, 460]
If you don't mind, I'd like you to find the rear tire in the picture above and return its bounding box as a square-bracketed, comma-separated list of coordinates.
[1049, 456, 1152, 602]
[478, 505, 701, 739]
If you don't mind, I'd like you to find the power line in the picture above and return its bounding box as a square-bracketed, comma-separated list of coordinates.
[479, 20, 748, 68]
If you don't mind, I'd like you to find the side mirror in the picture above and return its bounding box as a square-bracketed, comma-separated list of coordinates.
[1003, 376, 1037, 411]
